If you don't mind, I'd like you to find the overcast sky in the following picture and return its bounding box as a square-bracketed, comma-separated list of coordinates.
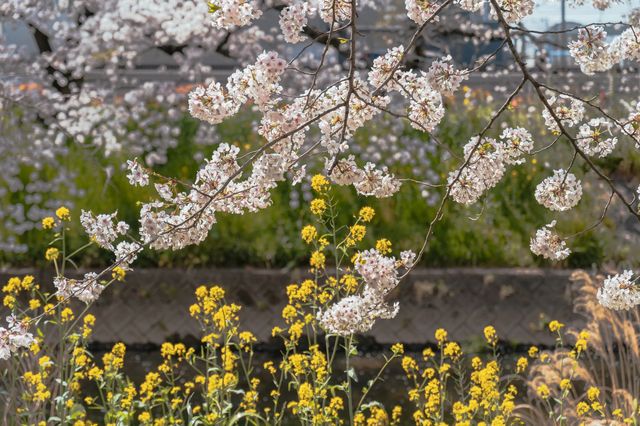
[1, 1, 636, 44]
[523, 0, 635, 29]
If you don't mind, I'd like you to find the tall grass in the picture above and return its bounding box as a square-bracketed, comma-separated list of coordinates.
[519, 270, 640, 424]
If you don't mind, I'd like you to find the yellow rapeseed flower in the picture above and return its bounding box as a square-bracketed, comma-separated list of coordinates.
[239, 331, 256, 345]
[42, 217, 55, 229]
[516, 357, 528, 373]
[435, 328, 448, 344]
[84, 314, 96, 326]
[45, 247, 59, 261]
[310, 199, 327, 216]
[138, 412, 151, 423]
[375, 238, 392, 254]
[484, 325, 498, 346]
[61, 307, 75, 323]
[536, 384, 550, 399]
[309, 250, 325, 270]
[288, 321, 304, 341]
[548, 320, 564, 333]
[358, 206, 375, 222]
[87, 366, 103, 380]
[311, 174, 330, 193]
[3, 276, 22, 294]
[21, 275, 36, 291]
[3, 295, 16, 309]
[56, 206, 71, 221]
[576, 401, 590, 416]
[300, 225, 318, 244]
[38, 356, 52, 369]
[340, 274, 358, 293]
[391, 343, 404, 355]
[443, 342, 462, 360]
[112, 266, 126, 281]
[575, 330, 589, 353]
[282, 305, 297, 322]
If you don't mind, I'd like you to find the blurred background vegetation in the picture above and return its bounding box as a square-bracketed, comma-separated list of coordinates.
[3, 87, 639, 269]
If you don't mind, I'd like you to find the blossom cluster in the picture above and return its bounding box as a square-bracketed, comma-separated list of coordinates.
[490, 0, 535, 24]
[136, 143, 288, 251]
[624, 102, 640, 146]
[329, 158, 403, 198]
[318, 248, 415, 335]
[534, 169, 583, 212]
[126, 159, 150, 187]
[405, 0, 441, 25]
[529, 221, 571, 261]
[54, 274, 104, 304]
[209, 0, 262, 30]
[188, 50, 288, 124]
[455, 0, 484, 12]
[368, 46, 455, 132]
[425, 55, 469, 96]
[542, 95, 585, 133]
[576, 118, 618, 158]
[569, 23, 640, 76]
[596, 270, 640, 310]
[0, 315, 34, 360]
[448, 127, 534, 205]
[80, 211, 129, 250]
[279, 2, 314, 43]
[319, 0, 352, 23]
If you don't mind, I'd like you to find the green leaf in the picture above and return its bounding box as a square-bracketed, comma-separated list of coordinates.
[346, 367, 358, 383]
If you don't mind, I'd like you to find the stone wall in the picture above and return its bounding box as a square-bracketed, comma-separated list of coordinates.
[0, 268, 581, 346]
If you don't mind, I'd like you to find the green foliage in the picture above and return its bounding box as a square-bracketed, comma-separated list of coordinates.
[1, 96, 634, 269]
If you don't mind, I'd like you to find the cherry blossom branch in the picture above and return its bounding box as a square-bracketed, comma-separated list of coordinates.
[371, 0, 452, 97]
[403, 78, 528, 276]
[489, 0, 640, 223]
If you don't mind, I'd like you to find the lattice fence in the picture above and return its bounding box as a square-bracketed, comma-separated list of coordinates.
[0, 268, 579, 346]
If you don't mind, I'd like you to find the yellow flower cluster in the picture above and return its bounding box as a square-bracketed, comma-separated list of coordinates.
[401, 326, 528, 425]
[548, 320, 564, 333]
[358, 206, 375, 222]
[375, 238, 392, 254]
[7, 197, 628, 426]
[310, 174, 330, 193]
[103, 342, 126, 373]
[575, 329, 589, 353]
[310, 198, 327, 216]
[301, 224, 318, 244]
[160, 342, 189, 360]
[42, 216, 55, 229]
[22, 371, 51, 402]
[45, 247, 60, 261]
[346, 224, 366, 247]
[484, 325, 498, 346]
[309, 250, 325, 271]
[190, 285, 242, 338]
[3, 275, 37, 300]
[56, 206, 71, 221]
[111, 266, 126, 281]
[355, 405, 389, 426]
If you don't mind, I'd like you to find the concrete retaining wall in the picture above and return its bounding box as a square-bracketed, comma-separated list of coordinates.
[0, 268, 581, 346]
